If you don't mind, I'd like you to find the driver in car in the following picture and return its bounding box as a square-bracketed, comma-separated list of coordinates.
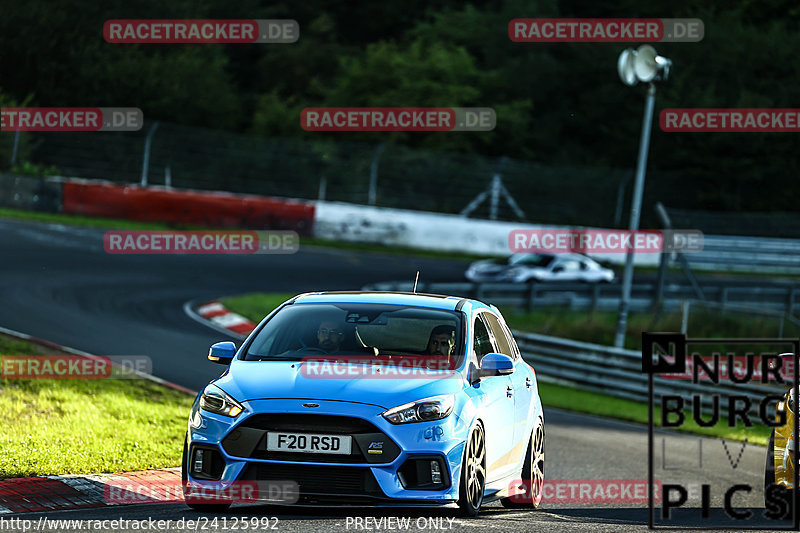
[316, 320, 345, 353]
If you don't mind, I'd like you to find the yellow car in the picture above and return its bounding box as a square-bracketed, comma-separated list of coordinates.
[765, 388, 797, 518]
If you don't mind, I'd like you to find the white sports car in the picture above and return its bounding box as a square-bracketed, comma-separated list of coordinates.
[465, 253, 615, 283]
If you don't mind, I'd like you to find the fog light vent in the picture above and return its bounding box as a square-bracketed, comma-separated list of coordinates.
[430, 461, 442, 484]
[193, 449, 204, 473]
[397, 456, 449, 490]
[189, 446, 225, 480]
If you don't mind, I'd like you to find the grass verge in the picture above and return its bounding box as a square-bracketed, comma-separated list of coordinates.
[538, 380, 769, 445]
[221, 293, 296, 323]
[502, 307, 799, 351]
[0, 333, 194, 479]
[221, 292, 773, 445]
[0, 207, 173, 231]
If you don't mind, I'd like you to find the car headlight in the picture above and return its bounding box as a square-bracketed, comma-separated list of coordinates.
[382, 394, 455, 424]
[199, 384, 243, 417]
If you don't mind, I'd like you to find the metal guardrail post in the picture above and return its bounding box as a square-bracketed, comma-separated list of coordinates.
[140, 121, 159, 187]
[680, 300, 690, 334]
[653, 251, 668, 311]
[654, 202, 672, 310]
[526, 282, 537, 312]
[591, 284, 600, 314]
[677, 253, 706, 300]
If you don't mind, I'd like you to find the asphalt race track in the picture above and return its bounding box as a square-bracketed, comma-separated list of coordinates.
[0, 219, 784, 532]
[0, 219, 470, 390]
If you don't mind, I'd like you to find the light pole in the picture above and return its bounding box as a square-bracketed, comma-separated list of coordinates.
[613, 45, 672, 348]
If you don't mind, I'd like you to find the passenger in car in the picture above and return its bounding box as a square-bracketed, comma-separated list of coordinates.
[426, 325, 456, 356]
[316, 320, 345, 353]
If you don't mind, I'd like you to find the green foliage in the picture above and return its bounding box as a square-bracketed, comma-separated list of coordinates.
[0, 89, 36, 170]
[11, 161, 60, 177]
[1, 0, 798, 211]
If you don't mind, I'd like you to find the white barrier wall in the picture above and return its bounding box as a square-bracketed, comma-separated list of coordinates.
[313, 201, 661, 266]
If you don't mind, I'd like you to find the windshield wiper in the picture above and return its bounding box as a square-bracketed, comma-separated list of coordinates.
[250, 355, 302, 361]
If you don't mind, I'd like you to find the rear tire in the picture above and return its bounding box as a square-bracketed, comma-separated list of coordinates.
[501, 415, 544, 509]
[457, 423, 486, 517]
[182, 434, 232, 512]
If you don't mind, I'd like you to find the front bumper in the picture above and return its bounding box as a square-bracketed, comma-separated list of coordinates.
[186, 399, 470, 505]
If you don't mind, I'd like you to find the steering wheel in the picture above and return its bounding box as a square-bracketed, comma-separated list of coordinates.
[297, 346, 328, 355]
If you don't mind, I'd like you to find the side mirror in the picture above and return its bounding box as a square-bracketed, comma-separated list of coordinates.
[208, 341, 236, 365]
[552, 266, 564, 273]
[479, 353, 514, 376]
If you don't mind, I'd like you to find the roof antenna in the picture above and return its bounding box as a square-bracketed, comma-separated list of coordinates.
[412, 271, 420, 293]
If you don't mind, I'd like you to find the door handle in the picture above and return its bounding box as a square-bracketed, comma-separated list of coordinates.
[525, 377, 532, 389]
[506, 386, 513, 398]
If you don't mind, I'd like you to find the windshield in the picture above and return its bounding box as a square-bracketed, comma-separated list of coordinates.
[243, 302, 464, 368]
[508, 253, 554, 267]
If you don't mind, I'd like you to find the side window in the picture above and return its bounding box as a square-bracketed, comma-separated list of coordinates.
[472, 316, 494, 364]
[500, 319, 521, 359]
[483, 313, 513, 358]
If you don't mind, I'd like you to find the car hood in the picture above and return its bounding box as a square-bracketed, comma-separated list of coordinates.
[469, 259, 507, 273]
[212, 360, 466, 410]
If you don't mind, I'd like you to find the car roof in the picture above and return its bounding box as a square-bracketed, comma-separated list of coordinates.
[514, 252, 587, 261]
[290, 291, 491, 313]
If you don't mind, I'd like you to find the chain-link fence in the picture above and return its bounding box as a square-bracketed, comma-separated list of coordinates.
[2, 120, 789, 231]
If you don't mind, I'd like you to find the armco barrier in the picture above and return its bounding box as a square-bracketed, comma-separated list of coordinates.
[61, 181, 315, 235]
[0, 173, 61, 212]
[514, 330, 789, 413]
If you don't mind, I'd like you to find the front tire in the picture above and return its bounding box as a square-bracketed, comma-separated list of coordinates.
[764, 430, 793, 519]
[501, 415, 545, 509]
[457, 423, 487, 517]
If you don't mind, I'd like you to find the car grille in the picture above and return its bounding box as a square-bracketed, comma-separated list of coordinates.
[238, 413, 376, 433]
[241, 463, 384, 499]
[222, 413, 400, 464]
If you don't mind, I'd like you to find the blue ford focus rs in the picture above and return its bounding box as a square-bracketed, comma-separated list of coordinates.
[182, 291, 544, 516]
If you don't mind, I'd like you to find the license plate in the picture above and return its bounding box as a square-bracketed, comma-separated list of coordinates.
[266, 432, 352, 454]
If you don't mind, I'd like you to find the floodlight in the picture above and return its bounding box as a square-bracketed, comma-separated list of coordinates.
[617, 48, 637, 86]
[617, 45, 671, 86]
[613, 46, 672, 348]
[633, 45, 672, 83]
